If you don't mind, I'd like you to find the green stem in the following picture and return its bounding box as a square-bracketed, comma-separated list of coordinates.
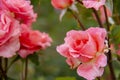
[107, 50, 116, 80]
[24, 58, 28, 80]
[0, 58, 8, 80]
[92, 8, 104, 28]
[103, 6, 110, 31]
[68, 9, 85, 30]
[76, 0, 83, 4]
[76, 0, 104, 28]
[97, 77, 101, 80]
[103, 5, 116, 80]
[0, 58, 3, 79]
[4, 58, 8, 80]
[4, 58, 8, 73]
[7, 56, 20, 72]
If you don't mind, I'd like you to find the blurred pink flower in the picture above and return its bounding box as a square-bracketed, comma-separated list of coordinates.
[82, 0, 106, 10]
[57, 27, 107, 79]
[51, 0, 74, 10]
[18, 24, 52, 58]
[2, 0, 37, 26]
[0, 10, 20, 58]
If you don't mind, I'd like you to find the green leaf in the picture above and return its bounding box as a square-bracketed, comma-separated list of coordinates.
[113, 0, 120, 14]
[28, 53, 39, 65]
[112, 60, 120, 79]
[111, 25, 120, 46]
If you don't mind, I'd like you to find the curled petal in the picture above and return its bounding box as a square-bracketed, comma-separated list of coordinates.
[57, 44, 71, 57]
[86, 27, 107, 52]
[77, 54, 107, 80]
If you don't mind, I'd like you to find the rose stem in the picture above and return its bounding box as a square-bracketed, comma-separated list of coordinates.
[92, 8, 104, 28]
[103, 6, 109, 31]
[24, 58, 28, 80]
[4, 58, 8, 80]
[68, 9, 85, 30]
[4, 58, 8, 73]
[97, 77, 101, 80]
[7, 56, 20, 72]
[76, 0, 83, 4]
[0, 58, 7, 79]
[21, 60, 24, 80]
[103, 5, 116, 80]
[0, 58, 3, 79]
[76, 0, 104, 28]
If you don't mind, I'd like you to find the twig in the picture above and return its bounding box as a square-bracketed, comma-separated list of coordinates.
[107, 50, 116, 80]
[92, 8, 104, 28]
[0, 58, 8, 80]
[0, 58, 3, 79]
[103, 5, 116, 80]
[103, 6, 110, 31]
[4, 58, 8, 80]
[68, 9, 85, 30]
[24, 58, 28, 80]
[76, 0, 83, 4]
[97, 77, 101, 80]
[76, 0, 104, 28]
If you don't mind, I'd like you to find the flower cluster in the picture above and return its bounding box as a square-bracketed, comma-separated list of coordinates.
[0, 0, 52, 58]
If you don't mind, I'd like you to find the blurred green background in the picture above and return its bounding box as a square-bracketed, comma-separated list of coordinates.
[7, 0, 120, 80]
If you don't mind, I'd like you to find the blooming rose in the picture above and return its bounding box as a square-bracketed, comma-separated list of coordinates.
[2, 0, 37, 26]
[51, 0, 74, 10]
[0, 10, 20, 58]
[82, 0, 106, 10]
[57, 27, 107, 80]
[18, 24, 52, 58]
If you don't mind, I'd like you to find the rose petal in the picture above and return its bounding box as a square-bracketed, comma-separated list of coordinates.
[82, 0, 106, 10]
[77, 62, 104, 80]
[95, 54, 107, 67]
[57, 44, 71, 57]
[80, 33, 97, 58]
[87, 27, 107, 52]
[0, 37, 20, 58]
[77, 54, 107, 80]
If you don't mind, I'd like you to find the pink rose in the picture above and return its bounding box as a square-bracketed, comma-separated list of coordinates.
[0, 10, 20, 58]
[82, 0, 106, 10]
[2, 0, 37, 26]
[57, 27, 107, 79]
[18, 24, 52, 58]
[51, 0, 74, 10]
